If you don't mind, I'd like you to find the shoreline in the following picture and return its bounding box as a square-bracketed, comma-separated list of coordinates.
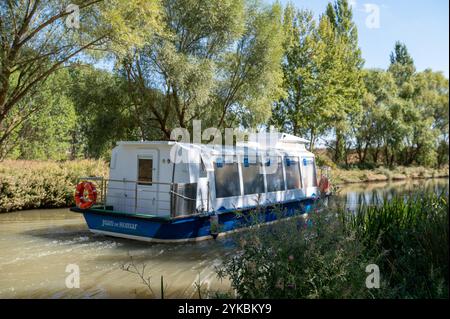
[328, 166, 449, 185]
[334, 174, 449, 186]
[1, 159, 448, 213]
[3, 176, 448, 214]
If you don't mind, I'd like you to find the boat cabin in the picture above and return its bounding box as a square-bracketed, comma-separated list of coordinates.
[105, 133, 318, 217]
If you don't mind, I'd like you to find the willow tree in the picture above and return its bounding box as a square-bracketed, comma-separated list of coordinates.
[0, 0, 162, 158]
[121, 0, 285, 140]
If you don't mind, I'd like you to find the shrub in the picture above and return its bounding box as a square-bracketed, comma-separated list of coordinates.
[216, 204, 377, 298]
[0, 160, 108, 212]
[342, 192, 449, 298]
[217, 192, 449, 298]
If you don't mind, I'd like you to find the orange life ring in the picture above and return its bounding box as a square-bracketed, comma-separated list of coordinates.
[319, 176, 330, 195]
[74, 181, 97, 209]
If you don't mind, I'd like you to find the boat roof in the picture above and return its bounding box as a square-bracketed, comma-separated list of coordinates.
[115, 133, 313, 169]
[117, 133, 309, 147]
[116, 133, 312, 159]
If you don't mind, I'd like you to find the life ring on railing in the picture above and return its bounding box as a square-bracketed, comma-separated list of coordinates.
[74, 181, 97, 209]
[318, 176, 330, 196]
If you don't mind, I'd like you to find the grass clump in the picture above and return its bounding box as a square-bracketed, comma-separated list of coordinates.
[217, 192, 449, 299]
[342, 192, 448, 298]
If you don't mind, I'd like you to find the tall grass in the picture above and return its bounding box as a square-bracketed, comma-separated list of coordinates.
[217, 191, 449, 298]
[341, 192, 449, 298]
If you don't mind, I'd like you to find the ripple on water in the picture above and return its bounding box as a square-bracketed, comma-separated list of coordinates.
[1, 179, 447, 298]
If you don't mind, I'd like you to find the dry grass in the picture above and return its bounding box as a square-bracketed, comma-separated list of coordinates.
[329, 165, 449, 185]
[0, 159, 108, 212]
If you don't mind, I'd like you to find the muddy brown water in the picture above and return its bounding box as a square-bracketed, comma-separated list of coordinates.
[0, 178, 448, 298]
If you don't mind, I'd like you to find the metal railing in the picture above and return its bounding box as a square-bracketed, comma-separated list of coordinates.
[76, 177, 207, 218]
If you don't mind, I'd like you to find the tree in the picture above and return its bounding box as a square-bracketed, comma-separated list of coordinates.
[325, 0, 365, 164]
[272, 3, 358, 152]
[0, 0, 162, 158]
[121, 0, 285, 139]
[389, 41, 416, 89]
[271, 6, 325, 149]
[4, 69, 77, 160]
[353, 69, 397, 165]
[408, 69, 449, 166]
[69, 66, 139, 158]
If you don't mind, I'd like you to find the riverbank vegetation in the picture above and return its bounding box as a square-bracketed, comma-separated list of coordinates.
[329, 165, 449, 184]
[217, 192, 449, 298]
[0, 159, 108, 212]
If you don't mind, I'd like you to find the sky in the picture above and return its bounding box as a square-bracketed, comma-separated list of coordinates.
[272, 0, 449, 77]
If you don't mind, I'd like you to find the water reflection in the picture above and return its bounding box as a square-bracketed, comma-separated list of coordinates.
[327, 178, 449, 212]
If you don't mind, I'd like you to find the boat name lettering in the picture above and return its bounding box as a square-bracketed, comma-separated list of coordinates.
[101, 219, 137, 230]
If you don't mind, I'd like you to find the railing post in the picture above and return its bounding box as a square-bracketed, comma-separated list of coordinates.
[102, 177, 106, 209]
[207, 181, 210, 212]
[134, 182, 138, 213]
[170, 183, 175, 218]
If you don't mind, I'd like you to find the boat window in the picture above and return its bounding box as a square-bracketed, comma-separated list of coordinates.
[266, 156, 285, 192]
[138, 158, 153, 185]
[302, 157, 317, 187]
[214, 157, 241, 198]
[285, 156, 302, 190]
[241, 156, 265, 195]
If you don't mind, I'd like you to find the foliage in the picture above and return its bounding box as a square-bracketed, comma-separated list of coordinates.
[0, 0, 162, 156]
[217, 192, 449, 298]
[272, 0, 364, 154]
[0, 0, 447, 170]
[341, 193, 449, 298]
[0, 159, 108, 212]
[69, 66, 139, 158]
[4, 69, 77, 160]
[217, 204, 377, 298]
[121, 0, 285, 138]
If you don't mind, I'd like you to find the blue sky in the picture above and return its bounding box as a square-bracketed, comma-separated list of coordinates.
[271, 0, 449, 77]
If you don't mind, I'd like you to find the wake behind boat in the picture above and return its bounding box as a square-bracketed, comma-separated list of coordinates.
[70, 133, 330, 242]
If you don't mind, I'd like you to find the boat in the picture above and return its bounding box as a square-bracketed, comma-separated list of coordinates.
[70, 132, 327, 242]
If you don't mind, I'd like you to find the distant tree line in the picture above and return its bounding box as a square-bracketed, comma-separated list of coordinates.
[0, 0, 448, 168]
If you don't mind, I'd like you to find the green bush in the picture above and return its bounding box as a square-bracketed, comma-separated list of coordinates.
[217, 205, 376, 298]
[314, 152, 336, 169]
[0, 160, 108, 212]
[217, 192, 449, 298]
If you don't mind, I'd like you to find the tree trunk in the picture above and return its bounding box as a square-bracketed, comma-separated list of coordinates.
[334, 129, 345, 165]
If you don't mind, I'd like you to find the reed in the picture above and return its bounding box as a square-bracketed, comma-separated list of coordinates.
[341, 192, 449, 298]
[217, 191, 449, 298]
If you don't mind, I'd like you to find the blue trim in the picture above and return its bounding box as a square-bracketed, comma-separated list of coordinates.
[73, 197, 318, 241]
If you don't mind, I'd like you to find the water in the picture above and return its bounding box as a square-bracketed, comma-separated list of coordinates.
[0, 178, 448, 298]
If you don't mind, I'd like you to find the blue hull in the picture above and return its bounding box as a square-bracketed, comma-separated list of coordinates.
[72, 198, 318, 242]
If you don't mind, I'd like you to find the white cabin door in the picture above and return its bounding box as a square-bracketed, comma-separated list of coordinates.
[136, 151, 159, 215]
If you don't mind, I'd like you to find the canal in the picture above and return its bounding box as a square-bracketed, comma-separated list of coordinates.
[0, 178, 448, 298]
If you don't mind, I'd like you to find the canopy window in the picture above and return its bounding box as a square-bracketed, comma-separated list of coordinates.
[214, 157, 241, 198]
[241, 156, 265, 195]
[285, 156, 302, 190]
[302, 157, 317, 188]
[266, 156, 285, 192]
